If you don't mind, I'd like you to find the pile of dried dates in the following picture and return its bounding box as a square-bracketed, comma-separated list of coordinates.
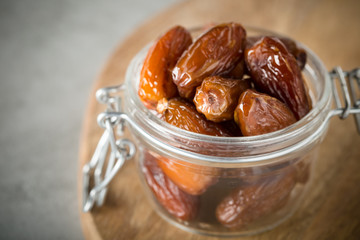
[138, 22, 311, 229]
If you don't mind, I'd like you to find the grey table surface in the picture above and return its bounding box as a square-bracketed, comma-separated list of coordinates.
[0, 0, 178, 239]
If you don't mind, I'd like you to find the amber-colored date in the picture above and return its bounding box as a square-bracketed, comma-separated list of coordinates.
[138, 26, 192, 109]
[157, 157, 218, 195]
[246, 36, 307, 70]
[245, 36, 310, 119]
[142, 152, 199, 220]
[157, 98, 231, 136]
[172, 23, 246, 99]
[234, 89, 297, 136]
[216, 167, 296, 229]
[194, 76, 251, 122]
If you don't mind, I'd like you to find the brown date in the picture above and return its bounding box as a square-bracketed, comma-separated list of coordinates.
[234, 89, 297, 136]
[194, 76, 251, 122]
[138, 26, 192, 109]
[216, 167, 296, 229]
[172, 23, 246, 99]
[142, 152, 199, 220]
[245, 36, 310, 120]
[246, 36, 307, 70]
[157, 98, 231, 136]
[157, 157, 219, 195]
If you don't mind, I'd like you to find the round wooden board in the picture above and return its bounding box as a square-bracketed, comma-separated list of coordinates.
[78, 0, 360, 239]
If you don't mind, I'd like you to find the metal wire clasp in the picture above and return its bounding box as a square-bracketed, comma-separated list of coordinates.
[329, 67, 360, 133]
[82, 84, 136, 212]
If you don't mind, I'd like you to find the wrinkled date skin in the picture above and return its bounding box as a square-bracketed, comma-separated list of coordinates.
[142, 152, 199, 220]
[245, 36, 310, 119]
[216, 167, 297, 229]
[138, 26, 192, 109]
[246, 36, 307, 70]
[157, 157, 219, 195]
[172, 23, 246, 99]
[194, 76, 251, 122]
[234, 89, 297, 136]
[157, 98, 231, 136]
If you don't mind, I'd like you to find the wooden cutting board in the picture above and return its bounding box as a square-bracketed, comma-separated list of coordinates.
[78, 0, 360, 239]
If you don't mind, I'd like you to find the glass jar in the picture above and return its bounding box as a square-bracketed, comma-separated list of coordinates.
[82, 27, 360, 237]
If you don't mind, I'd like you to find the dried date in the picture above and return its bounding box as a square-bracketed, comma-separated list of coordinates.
[142, 152, 199, 220]
[234, 89, 297, 136]
[216, 167, 296, 229]
[194, 76, 250, 122]
[138, 26, 192, 109]
[157, 157, 219, 195]
[157, 97, 231, 136]
[245, 36, 310, 119]
[246, 36, 307, 70]
[156, 98, 228, 194]
[173, 23, 246, 99]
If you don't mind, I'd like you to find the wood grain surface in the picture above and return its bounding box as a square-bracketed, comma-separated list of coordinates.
[78, 0, 360, 239]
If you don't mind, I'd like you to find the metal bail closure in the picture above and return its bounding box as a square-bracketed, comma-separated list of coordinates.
[82, 85, 136, 212]
[329, 67, 360, 133]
